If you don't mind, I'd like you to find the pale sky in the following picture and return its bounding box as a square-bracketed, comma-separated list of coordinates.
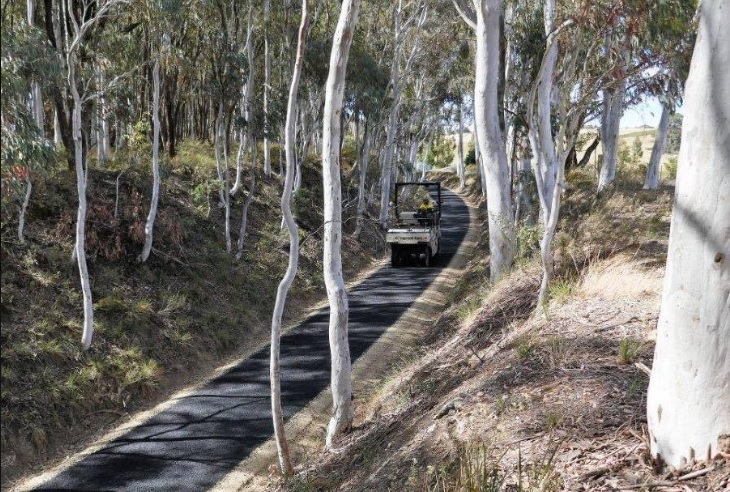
[620, 97, 663, 128]
[620, 96, 683, 129]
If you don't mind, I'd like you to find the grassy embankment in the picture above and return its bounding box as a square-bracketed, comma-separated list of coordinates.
[0, 139, 383, 488]
[273, 131, 727, 491]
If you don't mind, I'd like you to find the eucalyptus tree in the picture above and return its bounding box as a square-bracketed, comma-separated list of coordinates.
[26, 1, 44, 132]
[345, 43, 388, 237]
[0, 13, 55, 243]
[270, 0, 309, 475]
[138, 33, 163, 262]
[60, 0, 130, 349]
[595, 0, 693, 191]
[231, 4, 255, 197]
[321, 0, 359, 447]
[139, 1, 181, 263]
[637, 0, 695, 189]
[378, 0, 428, 229]
[642, 103, 671, 190]
[524, 0, 579, 303]
[454, 0, 515, 281]
[646, 0, 729, 469]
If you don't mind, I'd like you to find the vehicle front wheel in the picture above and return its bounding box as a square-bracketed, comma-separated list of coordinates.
[422, 246, 431, 267]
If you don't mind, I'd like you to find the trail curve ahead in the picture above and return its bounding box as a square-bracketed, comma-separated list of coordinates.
[28, 188, 470, 492]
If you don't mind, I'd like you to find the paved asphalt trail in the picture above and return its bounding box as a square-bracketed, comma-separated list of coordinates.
[34, 189, 469, 491]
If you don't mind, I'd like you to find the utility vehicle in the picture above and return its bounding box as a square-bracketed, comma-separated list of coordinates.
[385, 181, 442, 267]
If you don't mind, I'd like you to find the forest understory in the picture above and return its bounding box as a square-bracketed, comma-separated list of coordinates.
[259, 167, 729, 492]
[0, 141, 384, 490]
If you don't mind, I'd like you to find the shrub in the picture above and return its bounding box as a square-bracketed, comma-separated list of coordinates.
[664, 156, 678, 180]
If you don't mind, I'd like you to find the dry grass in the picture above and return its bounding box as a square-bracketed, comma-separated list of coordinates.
[579, 254, 663, 301]
[264, 170, 728, 492]
[0, 142, 381, 489]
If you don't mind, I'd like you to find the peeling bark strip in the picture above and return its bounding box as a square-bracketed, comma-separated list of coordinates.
[322, 0, 359, 447]
[646, 0, 730, 469]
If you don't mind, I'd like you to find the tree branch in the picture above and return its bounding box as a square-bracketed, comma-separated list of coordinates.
[451, 0, 476, 30]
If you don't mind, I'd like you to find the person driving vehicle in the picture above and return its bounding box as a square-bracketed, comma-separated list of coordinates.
[418, 196, 434, 213]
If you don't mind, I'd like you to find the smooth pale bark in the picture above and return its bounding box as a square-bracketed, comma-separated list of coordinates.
[534, 0, 558, 219]
[24, 0, 41, 242]
[378, 0, 404, 229]
[62, 0, 127, 350]
[69, 59, 94, 350]
[235, 142, 257, 261]
[222, 119, 232, 253]
[139, 55, 161, 263]
[18, 174, 32, 244]
[378, 1, 426, 228]
[473, 124, 486, 196]
[354, 120, 373, 237]
[473, 0, 515, 281]
[28, 0, 45, 132]
[97, 66, 109, 164]
[263, 0, 272, 177]
[214, 105, 232, 252]
[526, 0, 558, 303]
[598, 37, 628, 192]
[54, 109, 63, 145]
[420, 136, 431, 181]
[646, 1, 730, 468]
[270, 2, 308, 476]
[502, 2, 514, 167]
[643, 104, 671, 190]
[232, 7, 255, 197]
[457, 100, 465, 189]
[514, 157, 532, 226]
[114, 170, 124, 221]
[322, 0, 359, 447]
[598, 87, 622, 190]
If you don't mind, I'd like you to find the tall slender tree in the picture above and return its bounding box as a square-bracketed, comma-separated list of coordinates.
[321, 0, 359, 447]
[269, 0, 309, 476]
[456, 0, 515, 281]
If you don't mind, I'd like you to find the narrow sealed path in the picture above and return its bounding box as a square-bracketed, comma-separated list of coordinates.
[32, 189, 469, 492]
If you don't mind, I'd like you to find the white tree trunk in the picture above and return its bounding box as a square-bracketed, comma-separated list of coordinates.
[598, 37, 628, 192]
[646, 1, 730, 469]
[473, 0, 515, 281]
[54, 109, 63, 145]
[270, 2, 308, 476]
[354, 121, 372, 237]
[27, 0, 45, 132]
[232, 9, 254, 197]
[535, 4, 557, 218]
[214, 105, 232, 252]
[70, 61, 94, 350]
[378, 0, 425, 228]
[457, 99, 465, 189]
[263, 0, 272, 177]
[236, 10, 256, 202]
[235, 155, 256, 260]
[140, 55, 162, 263]
[643, 103, 671, 190]
[472, 122, 486, 196]
[97, 65, 109, 164]
[527, 0, 560, 303]
[322, 0, 359, 447]
[514, 156, 532, 225]
[18, 174, 32, 244]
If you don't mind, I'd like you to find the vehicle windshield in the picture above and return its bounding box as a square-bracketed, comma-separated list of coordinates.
[398, 188, 434, 212]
